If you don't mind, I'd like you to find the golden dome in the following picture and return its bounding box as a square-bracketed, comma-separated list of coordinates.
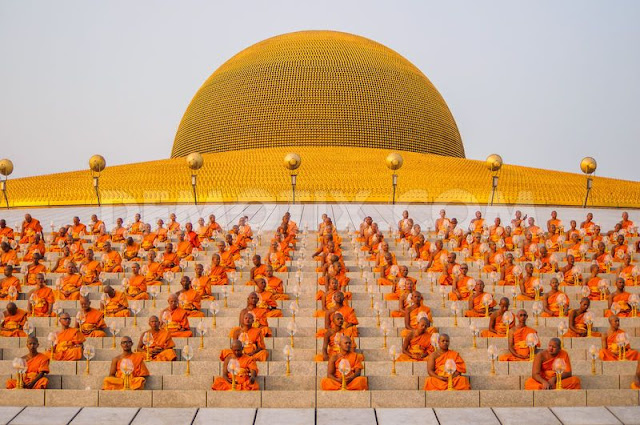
[172, 30, 464, 158]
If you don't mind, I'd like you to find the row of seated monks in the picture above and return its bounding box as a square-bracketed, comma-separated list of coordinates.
[1, 209, 639, 392]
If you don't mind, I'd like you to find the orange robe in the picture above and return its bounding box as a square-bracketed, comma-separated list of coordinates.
[266, 276, 289, 300]
[481, 311, 514, 337]
[140, 329, 177, 361]
[427, 250, 447, 272]
[524, 350, 582, 389]
[464, 293, 496, 317]
[105, 290, 131, 317]
[401, 305, 434, 337]
[31, 286, 55, 316]
[193, 276, 212, 300]
[178, 289, 205, 317]
[221, 328, 268, 362]
[499, 327, 539, 361]
[22, 242, 45, 262]
[25, 264, 47, 285]
[125, 275, 149, 300]
[0, 275, 21, 300]
[605, 292, 632, 317]
[320, 352, 368, 390]
[448, 276, 473, 301]
[176, 241, 194, 261]
[162, 307, 192, 337]
[0, 308, 28, 337]
[55, 274, 82, 300]
[385, 276, 417, 301]
[585, 277, 603, 301]
[397, 330, 435, 361]
[143, 262, 162, 285]
[245, 265, 267, 285]
[314, 331, 358, 362]
[212, 354, 260, 391]
[112, 227, 126, 243]
[81, 260, 102, 285]
[564, 312, 601, 337]
[541, 291, 567, 317]
[123, 243, 141, 261]
[208, 266, 229, 285]
[317, 305, 359, 338]
[102, 352, 149, 390]
[48, 328, 85, 361]
[599, 330, 640, 361]
[5, 353, 49, 389]
[424, 350, 470, 390]
[256, 291, 283, 317]
[79, 308, 108, 337]
[103, 251, 123, 272]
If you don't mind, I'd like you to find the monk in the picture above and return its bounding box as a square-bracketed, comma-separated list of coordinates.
[69, 216, 87, 239]
[192, 263, 212, 300]
[517, 263, 542, 301]
[140, 224, 157, 251]
[212, 340, 259, 391]
[584, 264, 607, 301]
[315, 277, 347, 318]
[320, 292, 358, 338]
[21, 234, 45, 263]
[160, 294, 192, 337]
[618, 254, 639, 286]
[80, 249, 102, 286]
[564, 297, 601, 338]
[321, 336, 368, 390]
[0, 219, 14, 240]
[424, 334, 470, 390]
[438, 252, 459, 286]
[245, 255, 266, 285]
[385, 265, 416, 301]
[253, 277, 283, 319]
[24, 253, 47, 285]
[125, 263, 149, 300]
[102, 242, 123, 273]
[48, 313, 85, 361]
[176, 276, 205, 317]
[52, 247, 73, 273]
[265, 241, 287, 272]
[137, 316, 177, 361]
[208, 254, 229, 286]
[6, 337, 49, 389]
[481, 297, 514, 337]
[102, 285, 131, 317]
[0, 265, 20, 300]
[237, 292, 272, 338]
[315, 312, 358, 361]
[93, 228, 110, 252]
[524, 338, 581, 390]
[499, 310, 540, 361]
[128, 214, 144, 235]
[426, 240, 448, 273]
[111, 218, 126, 243]
[541, 278, 569, 317]
[158, 243, 181, 273]
[224, 312, 268, 362]
[27, 274, 54, 317]
[216, 241, 236, 271]
[448, 263, 474, 301]
[599, 315, 640, 361]
[402, 291, 434, 337]
[123, 237, 141, 261]
[175, 232, 194, 261]
[76, 296, 107, 337]
[397, 317, 436, 361]
[55, 264, 83, 300]
[0, 302, 28, 337]
[377, 253, 398, 286]
[102, 336, 150, 390]
[464, 280, 496, 317]
[264, 266, 288, 300]
[142, 251, 163, 285]
[605, 278, 632, 317]
[559, 254, 582, 286]
[207, 214, 222, 236]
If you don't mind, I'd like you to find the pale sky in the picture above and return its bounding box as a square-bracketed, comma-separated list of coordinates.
[1, 0, 638, 181]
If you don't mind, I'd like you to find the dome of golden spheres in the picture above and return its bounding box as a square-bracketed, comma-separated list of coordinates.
[171, 30, 464, 158]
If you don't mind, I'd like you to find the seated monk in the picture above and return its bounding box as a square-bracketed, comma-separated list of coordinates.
[584, 264, 608, 301]
[317, 256, 350, 291]
[124, 263, 149, 300]
[424, 334, 471, 390]
[89, 214, 105, 235]
[426, 240, 449, 273]
[216, 241, 236, 271]
[320, 335, 368, 390]
[142, 251, 163, 285]
[102, 242, 123, 273]
[0, 219, 14, 241]
[175, 232, 194, 261]
[389, 276, 417, 319]
[525, 337, 581, 390]
[499, 310, 540, 361]
[160, 294, 193, 337]
[47, 313, 85, 361]
[237, 292, 272, 338]
[481, 297, 514, 337]
[93, 228, 110, 252]
[0, 265, 21, 300]
[592, 242, 610, 273]
[6, 337, 49, 389]
[264, 266, 289, 300]
[618, 254, 639, 287]
[102, 336, 150, 390]
[464, 280, 496, 317]
[315, 277, 350, 318]
[372, 241, 396, 270]
[123, 237, 141, 261]
[212, 339, 259, 391]
[318, 292, 358, 338]
[559, 255, 582, 286]
[377, 253, 399, 286]
[0, 302, 28, 337]
[137, 316, 177, 361]
[158, 243, 181, 273]
[402, 291, 434, 338]
[24, 253, 47, 285]
[52, 247, 73, 273]
[397, 317, 436, 361]
[192, 263, 212, 300]
[110, 218, 126, 243]
[384, 265, 416, 301]
[517, 263, 542, 301]
[483, 241, 504, 273]
[76, 296, 107, 337]
[208, 254, 229, 286]
[265, 241, 288, 272]
[315, 312, 358, 362]
[27, 274, 54, 317]
[605, 278, 632, 317]
[21, 234, 45, 263]
[176, 276, 205, 317]
[223, 312, 268, 362]
[448, 263, 474, 301]
[245, 255, 267, 285]
[599, 315, 640, 361]
[128, 214, 143, 235]
[564, 297, 601, 338]
[541, 278, 569, 317]
[140, 224, 157, 252]
[67, 234, 85, 263]
[102, 285, 131, 317]
[254, 278, 283, 318]
[207, 214, 222, 236]
[55, 264, 83, 300]
[80, 249, 102, 286]
[438, 253, 459, 286]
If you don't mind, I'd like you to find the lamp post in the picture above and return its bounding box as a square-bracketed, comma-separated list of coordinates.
[284, 153, 301, 204]
[186, 152, 204, 205]
[486, 154, 503, 206]
[580, 157, 597, 208]
[385, 153, 403, 205]
[89, 155, 106, 206]
[0, 159, 14, 209]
